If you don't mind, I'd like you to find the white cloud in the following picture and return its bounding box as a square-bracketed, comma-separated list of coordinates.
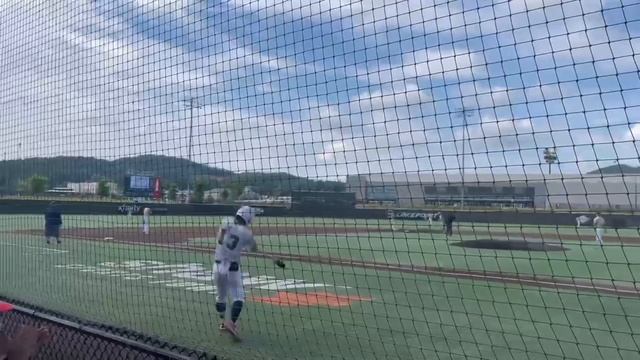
[0, 0, 316, 161]
[63, 32, 132, 58]
[626, 124, 640, 141]
[317, 140, 358, 162]
[0, 7, 162, 162]
[355, 83, 430, 112]
[360, 47, 488, 87]
[211, 35, 318, 77]
[61, 31, 216, 92]
[229, 0, 365, 27]
[133, 0, 178, 12]
[0, 0, 633, 180]
[229, 0, 459, 35]
[407, 48, 487, 81]
[507, 0, 563, 13]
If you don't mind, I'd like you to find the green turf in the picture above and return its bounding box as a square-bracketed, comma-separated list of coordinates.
[188, 231, 640, 287]
[1, 215, 640, 359]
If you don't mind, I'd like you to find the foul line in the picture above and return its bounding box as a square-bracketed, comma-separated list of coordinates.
[0, 241, 68, 254]
[59, 235, 640, 298]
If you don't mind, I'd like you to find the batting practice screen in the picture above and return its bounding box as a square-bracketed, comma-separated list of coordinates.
[1, 1, 639, 359]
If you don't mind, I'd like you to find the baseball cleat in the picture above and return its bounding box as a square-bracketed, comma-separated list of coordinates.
[223, 320, 240, 339]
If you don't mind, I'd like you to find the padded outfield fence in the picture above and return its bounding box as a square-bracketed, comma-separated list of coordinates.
[1, 1, 640, 360]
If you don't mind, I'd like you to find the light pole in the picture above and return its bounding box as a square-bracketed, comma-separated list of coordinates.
[2, 152, 5, 195]
[457, 107, 475, 209]
[635, 177, 638, 211]
[543, 148, 558, 175]
[183, 98, 202, 203]
[18, 142, 22, 194]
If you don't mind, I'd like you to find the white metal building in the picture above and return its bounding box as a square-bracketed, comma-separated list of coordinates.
[66, 182, 119, 195]
[346, 173, 640, 210]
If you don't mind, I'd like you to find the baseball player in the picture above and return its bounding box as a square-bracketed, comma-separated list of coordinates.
[388, 210, 400, 232]
[576, 215, 590, 227]
[44, 202, 62, 244]
[593, 213, 605, 245]
[443, 213, 456, 237]
[429, 212, 441, 226]
[214, 206, 285, 339]
[142, 207, 152, 235]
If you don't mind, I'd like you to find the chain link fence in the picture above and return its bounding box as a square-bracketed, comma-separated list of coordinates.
[0, 299, 213, 360]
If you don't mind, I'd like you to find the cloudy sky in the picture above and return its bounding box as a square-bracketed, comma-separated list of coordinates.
[0, 0, 638, 180]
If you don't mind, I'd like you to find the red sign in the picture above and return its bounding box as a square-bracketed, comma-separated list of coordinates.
[153, 177, 162, 199]
[0, 301, 13, 313]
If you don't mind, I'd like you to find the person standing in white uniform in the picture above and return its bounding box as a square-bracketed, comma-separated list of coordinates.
[142, 207, 152, 235]
[593, 213, 606, 245]
[214, 206, 285, 339]
[214, 206, 258, 338]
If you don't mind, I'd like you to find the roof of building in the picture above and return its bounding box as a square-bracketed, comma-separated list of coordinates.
[350, 172, 639, 184]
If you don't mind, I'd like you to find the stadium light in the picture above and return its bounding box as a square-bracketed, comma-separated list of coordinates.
[18, 142, 22, 195]
[633, 175, 638, 211]
[182, 97, 203, 203]
[457, 107, 476, 209]
[543, 148, 558, 175]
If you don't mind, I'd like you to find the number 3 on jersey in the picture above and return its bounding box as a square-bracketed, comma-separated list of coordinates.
[225, 234, 240, 250]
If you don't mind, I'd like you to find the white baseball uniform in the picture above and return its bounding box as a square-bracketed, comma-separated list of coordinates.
[593, 215, 605, 245]
[142, 208, 151, 234]
[214, 217, 255, 303]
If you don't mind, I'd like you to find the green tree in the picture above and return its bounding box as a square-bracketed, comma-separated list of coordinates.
[17, 180, 27, 194]
[220, 189, 230, 202]
[27, 175, 48, 195]
[0, 156, 346, 196]
[192, 180, 207, 203]
[97, 180, 110, 197]
[167, 184, 178, 201]
[227, 182, 244, 200]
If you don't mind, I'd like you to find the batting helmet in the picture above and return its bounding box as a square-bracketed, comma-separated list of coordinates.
[236, 206, 256, 225]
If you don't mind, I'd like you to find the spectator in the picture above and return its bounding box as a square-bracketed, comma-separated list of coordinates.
[0, 325, 51, 360]
[1, 301, 50, 360]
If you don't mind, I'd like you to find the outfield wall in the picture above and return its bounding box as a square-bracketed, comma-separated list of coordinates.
[1, 199, 638, 228]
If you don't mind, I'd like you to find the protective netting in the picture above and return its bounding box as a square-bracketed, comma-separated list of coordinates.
[0, 0, 639, 359]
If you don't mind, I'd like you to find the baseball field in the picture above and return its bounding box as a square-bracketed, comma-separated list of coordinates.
[1, 214, 639, 360]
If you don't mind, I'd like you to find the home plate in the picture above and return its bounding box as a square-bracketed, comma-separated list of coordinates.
[104, 237, 114, 241]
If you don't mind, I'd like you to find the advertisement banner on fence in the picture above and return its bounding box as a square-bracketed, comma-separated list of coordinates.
[387, 210, 441, 221]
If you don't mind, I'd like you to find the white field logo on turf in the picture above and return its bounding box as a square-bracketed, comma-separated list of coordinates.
[56, 260, 345, 294]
